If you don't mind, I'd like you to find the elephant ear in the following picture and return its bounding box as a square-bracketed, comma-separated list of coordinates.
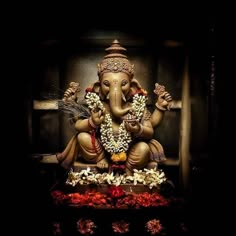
[91, 81, 100, 93]
[127, 78, 143, 100]
[91, 81, 105, 100]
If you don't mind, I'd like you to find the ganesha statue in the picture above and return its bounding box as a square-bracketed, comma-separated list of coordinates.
[57, 40, 172, 175]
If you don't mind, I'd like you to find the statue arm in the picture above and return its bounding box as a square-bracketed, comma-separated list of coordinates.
[151, 89, 172, 128]
[75, 118, 97, 132]
[150, 109, 164, 128]
[75, 107, 105, 132]
[125, 108, 154, 140]
[137, 119, 154, 140]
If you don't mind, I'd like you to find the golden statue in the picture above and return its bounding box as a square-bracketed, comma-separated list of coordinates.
[57, 40, 172, 175]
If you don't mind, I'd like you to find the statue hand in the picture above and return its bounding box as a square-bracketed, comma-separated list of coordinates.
[156, 92, 172, 110]
[62, 82, 80, 102]
[124, 120, 141, 134]
[91, 107, 105, 126]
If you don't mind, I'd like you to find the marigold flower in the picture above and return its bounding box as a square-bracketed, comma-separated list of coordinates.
[111, 153, 120, 162]
[118, 152, 127, 161]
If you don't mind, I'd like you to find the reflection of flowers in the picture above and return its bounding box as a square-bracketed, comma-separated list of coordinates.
[53, 222, 61, 235]
[179, 222, 188, 233]
[112, 220, 129, 234]
[77, 218, 97, 235]
[145, 219, 163, 235]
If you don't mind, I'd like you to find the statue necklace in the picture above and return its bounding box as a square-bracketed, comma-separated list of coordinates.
[85, 92, 147, 159]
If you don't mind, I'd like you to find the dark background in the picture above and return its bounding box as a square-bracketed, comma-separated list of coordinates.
[10, 7, 217, 235]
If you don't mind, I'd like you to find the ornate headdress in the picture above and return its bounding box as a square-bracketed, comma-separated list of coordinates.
[97, 39, 134, 78]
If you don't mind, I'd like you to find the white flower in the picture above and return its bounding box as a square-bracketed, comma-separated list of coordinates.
[103, 172, 115, 185]
[65, 168, 166, 189]
[79, 167, 92, 176]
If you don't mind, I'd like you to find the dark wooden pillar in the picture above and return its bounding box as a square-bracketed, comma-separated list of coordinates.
[208, 21, 217, 161]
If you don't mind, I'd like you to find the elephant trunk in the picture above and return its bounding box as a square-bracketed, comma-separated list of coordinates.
[109, 89, 131, 117]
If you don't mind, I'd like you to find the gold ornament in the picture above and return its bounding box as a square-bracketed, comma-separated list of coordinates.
[97, 39, 134, 78]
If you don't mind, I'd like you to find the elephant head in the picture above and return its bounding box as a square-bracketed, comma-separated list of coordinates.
[92, 72, 143, 118]
[91, 39, 144, 118]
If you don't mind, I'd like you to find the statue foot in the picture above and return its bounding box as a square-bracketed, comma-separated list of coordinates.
[125, 167, 133, 176]
[97, 158, 109, 169]
[146, 161, 158, 170]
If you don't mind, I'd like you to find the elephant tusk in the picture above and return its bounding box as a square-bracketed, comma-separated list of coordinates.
[122, 93, 126, 102]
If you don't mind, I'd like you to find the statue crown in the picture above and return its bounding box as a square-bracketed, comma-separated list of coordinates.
[98, 39, 134, 78]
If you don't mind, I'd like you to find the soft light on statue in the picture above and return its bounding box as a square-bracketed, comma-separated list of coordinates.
[57, 40, 172, 175]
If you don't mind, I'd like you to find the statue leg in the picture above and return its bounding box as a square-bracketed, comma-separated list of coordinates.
[126, 142, 150, 175]
[77, 132, 108, 169]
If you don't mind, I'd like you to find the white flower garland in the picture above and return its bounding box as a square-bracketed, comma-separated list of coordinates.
[85, 92, 147, 154]
[100, 114, 131, 153]
[66, 167, 167, 189]
[131, 94, 147, 120]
